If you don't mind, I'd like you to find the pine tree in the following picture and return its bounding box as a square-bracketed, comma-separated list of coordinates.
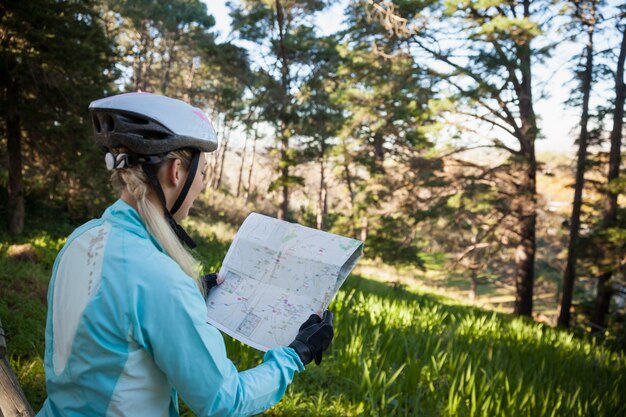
[558, 0, 601, 328]
[337, 4, 439, 253]
[230, 0, 330, 220]
[360, 0, 553, 316]
[592, 9, 626, 329]
[0, 0, 116, 234]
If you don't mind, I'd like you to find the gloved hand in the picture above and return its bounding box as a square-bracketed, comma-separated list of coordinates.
[201, 273, 222, 300]
[289, 310, 334, 366]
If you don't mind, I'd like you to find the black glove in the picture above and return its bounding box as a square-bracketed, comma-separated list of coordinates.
[201, 273, 219, 300]
[289, 310, 334, 366]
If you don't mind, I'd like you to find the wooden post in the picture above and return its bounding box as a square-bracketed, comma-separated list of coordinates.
[0, 318, 35, 417]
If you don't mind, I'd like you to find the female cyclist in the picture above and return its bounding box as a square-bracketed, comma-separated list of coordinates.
[36, 92, 334, 417]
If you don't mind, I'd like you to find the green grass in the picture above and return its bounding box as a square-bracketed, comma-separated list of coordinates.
[0, 227, 71, 409]
[263, 277, 626, 417]
[1, 224, 625, 417]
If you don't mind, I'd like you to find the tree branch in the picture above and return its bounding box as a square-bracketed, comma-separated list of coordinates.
[456, 110, 517, 137]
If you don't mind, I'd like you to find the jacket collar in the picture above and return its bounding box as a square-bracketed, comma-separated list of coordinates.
[103, 199, 166, 253]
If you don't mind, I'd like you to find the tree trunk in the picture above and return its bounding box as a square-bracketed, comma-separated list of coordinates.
[558, 11, 595, 327]
[276, 0, 291, 221]
[236, 133, 249, 198]
[7, 78, 24, 236]
[141, 21, 154, 92]
[134, 23, 149, 91]
[360, 215, 368, 242]
[592, 22, 626, 329]
[245, 129, 259, 203]
[592, 272, 613, 329]
[161, 32, 180, 95]
[343, 161, 355, 212]
[513, 1, 538, 317]
[214, 130, 229, 190]
[182, 59, 197, 102]
[161, 50, 173, 95]
[278, 136, 289, 220]
[0, 319, 35, 417]
[316, 154, 327, 230]
[469, 271, 478, 303]
[513, 188, 536, 317]
[372, 132, 385, 173]
[206, 113, 221, 187]
[209, 145, 221, 189]
[342, 156, 357, 238]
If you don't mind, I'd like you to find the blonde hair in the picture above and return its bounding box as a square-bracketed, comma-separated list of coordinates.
[111, 149, 201, 286]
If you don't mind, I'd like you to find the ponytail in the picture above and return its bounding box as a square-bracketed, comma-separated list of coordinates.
[111, 149, 201, 285]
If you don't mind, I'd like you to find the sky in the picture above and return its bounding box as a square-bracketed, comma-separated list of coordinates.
[201, 1, 621, 155]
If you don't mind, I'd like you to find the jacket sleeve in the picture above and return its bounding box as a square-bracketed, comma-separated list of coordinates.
[127, 252, 304, 417]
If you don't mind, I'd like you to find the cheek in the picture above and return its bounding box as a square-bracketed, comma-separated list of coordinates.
[191, 174, 204, 199]
[179, 176, 203, 217]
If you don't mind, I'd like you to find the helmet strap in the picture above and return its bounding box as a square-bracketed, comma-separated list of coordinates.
[142, 163, 197, 249]
[170, 151, 200, 216]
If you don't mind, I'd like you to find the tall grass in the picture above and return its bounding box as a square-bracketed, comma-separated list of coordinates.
[275, 278, 626, 416]
[1, 223, 625, 416]
[216, 277, 626, 417]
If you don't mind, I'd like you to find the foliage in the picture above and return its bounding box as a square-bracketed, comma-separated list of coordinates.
[322, 4, 443, 260]
[105, 0, 215, 94]
[0, 0, 118, 221]
[354, 0, 566, 315]
[229, 0, 335, 219]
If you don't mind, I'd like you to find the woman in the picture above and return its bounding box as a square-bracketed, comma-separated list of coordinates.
[36, 92, 334, 417]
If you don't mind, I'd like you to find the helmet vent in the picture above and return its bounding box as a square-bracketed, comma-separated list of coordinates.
[138, 129, 170, 140]
[104, 115, 115, 132]
[92, 115, 101, 133]
[118, 114, 150, 125]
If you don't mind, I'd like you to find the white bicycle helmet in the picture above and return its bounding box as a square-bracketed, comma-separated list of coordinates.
[89, 92, 218, 154]
[89, 92, 219, 249]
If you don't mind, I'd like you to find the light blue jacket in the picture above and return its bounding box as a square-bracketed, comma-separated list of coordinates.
[37, 199, 304, 417]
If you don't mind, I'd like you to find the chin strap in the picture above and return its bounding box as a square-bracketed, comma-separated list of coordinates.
[142, 156, 198, 250]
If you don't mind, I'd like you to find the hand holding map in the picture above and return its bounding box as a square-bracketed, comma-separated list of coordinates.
[206, 213, 363, 352]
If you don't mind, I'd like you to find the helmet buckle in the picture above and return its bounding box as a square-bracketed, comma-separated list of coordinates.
[105, 152, 131, 170]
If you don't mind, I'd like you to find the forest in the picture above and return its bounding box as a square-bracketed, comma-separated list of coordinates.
[1, 0, 625, 416]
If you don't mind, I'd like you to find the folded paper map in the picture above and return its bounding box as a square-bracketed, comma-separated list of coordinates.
[206, 213, 363, 351]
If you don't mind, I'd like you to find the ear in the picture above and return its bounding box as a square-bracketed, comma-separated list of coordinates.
[165, 158, 182, 187]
